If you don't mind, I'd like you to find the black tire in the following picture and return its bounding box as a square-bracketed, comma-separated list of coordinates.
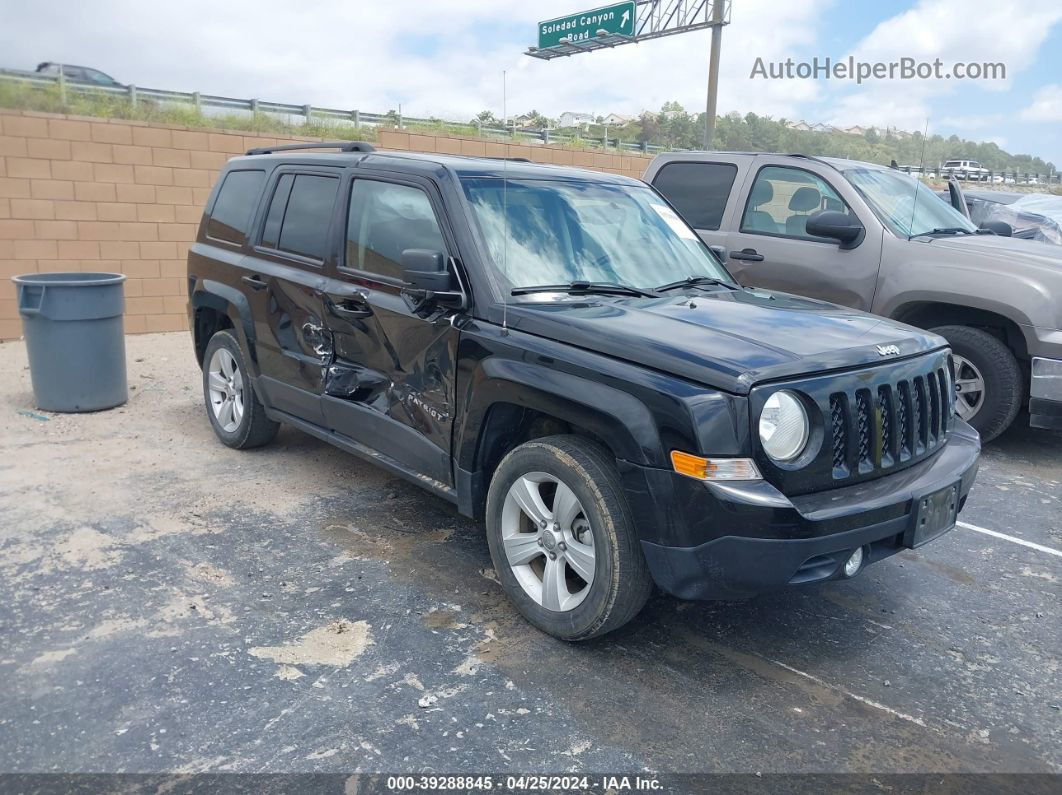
[485, 435, 653, 641]
[202, 330, 279, 449]
[931, 325, 1022, 442]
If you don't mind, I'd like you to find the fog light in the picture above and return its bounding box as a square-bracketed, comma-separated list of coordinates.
[842, 547, 864, 578]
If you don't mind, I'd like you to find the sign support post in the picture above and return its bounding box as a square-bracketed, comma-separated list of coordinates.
[704, 0, 725, 149]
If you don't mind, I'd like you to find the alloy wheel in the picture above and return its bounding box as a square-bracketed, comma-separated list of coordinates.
[207, 348, 245, 433]
[952, 354, 985, 421]
[500, 472, 596, 612]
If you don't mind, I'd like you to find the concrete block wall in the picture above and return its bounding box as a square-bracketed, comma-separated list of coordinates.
[0, 109, 653, 340]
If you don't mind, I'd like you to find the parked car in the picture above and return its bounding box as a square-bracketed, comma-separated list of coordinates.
[186, 142, 980, 640]
[940, 159, 990, 181]
[645, 152, 1062, 441]
[936, 187, 1062, 245]
[35, 62, 123, 88]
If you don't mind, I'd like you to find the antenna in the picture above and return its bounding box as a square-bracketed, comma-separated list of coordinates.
[907, 118, 930, 238]
[501, 70, 510, 336]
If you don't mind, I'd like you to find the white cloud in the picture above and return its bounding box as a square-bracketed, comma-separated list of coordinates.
[826, 0, 1062, 130]
[1021, 84, 1062, 121]
[0, 0, 828, 123]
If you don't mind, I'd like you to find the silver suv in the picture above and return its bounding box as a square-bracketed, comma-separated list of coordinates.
[645, 152, 1062, 441]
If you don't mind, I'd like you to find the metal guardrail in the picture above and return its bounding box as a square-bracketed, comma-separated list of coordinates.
[896, 165, 1059, 186]
[0, 68, 665, 155]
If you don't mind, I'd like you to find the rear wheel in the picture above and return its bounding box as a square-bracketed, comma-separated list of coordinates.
[931, 325, 1022, 442]
[485, 435, 653, 641]
[202, 330, 279, 449]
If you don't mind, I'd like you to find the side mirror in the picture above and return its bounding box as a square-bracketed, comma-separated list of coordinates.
[401, 249, 453, 292]
[979, 220, 1012, 237]
[399, 249, 466, 314]
[805, 210, 864, 249]
[708, 244, 727, 262]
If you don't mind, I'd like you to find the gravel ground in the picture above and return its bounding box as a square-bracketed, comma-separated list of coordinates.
[0, 331, 1059, 778]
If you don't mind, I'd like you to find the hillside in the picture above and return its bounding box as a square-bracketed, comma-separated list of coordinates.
[557, 103, 1055, 173]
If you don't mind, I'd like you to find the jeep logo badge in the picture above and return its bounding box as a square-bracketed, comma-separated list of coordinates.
[877, 344, 901, 356]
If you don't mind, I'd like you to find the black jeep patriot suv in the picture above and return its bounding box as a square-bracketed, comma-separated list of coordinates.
[187, 141, 981, 640]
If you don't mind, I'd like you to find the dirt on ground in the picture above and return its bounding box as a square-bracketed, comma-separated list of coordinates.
[1, 331, 1059, 777]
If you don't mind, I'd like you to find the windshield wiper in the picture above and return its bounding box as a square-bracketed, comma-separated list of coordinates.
[913, 227, 974, 237]
[511, 280, 660, 298]
[655, 275, 738, 293]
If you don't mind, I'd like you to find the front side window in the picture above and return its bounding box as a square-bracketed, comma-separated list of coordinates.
[845, 167, 976, 238]
[460, 177, 732, 297]
[741, 166, 851, 239]
[651, 161, 738, 231]
[85, 69, 117, 86]
[346, 180, 447, 280]
[207, 169, 265, 245]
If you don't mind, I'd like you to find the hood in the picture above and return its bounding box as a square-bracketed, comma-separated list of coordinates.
[924, 232, 1062, 271]
[504, 288, 945, 394]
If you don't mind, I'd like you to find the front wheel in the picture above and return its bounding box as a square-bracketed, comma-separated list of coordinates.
[485, 435, 653, 641]
[931, 325, 1022, 442]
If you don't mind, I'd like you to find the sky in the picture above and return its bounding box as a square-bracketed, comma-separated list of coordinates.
[2, 0, 1061, 165]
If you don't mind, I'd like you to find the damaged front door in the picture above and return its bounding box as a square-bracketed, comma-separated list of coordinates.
[320, 175, 462, 488]
[246, 168, 342, 425]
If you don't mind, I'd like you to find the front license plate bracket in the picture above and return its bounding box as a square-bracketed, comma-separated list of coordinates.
[905, 483, 960, 548]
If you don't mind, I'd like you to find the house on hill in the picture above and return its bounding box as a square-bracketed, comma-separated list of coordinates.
[558, 111, 594, 128]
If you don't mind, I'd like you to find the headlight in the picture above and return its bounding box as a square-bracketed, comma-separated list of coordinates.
[759, 391, 809, 462]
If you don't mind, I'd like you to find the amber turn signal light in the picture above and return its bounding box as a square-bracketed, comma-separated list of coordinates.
[670, 450, 761, 481]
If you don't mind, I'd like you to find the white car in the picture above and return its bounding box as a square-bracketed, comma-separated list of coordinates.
[941, 159, 990, 181]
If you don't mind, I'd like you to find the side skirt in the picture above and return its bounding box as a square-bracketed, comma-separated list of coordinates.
[264, 406, 459, 505]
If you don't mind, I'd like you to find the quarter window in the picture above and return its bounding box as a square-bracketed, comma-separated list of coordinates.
[741, 166, 850, 239]
[207, 169, 266, 245]
[346, 180, 446, 280]
[651, 161, 737, 231]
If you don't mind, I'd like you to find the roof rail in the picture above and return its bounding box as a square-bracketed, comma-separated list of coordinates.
[785, 153, 841, 172]
[245, 141, 376, 156]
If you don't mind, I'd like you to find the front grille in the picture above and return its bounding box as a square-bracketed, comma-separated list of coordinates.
[855, 390, 872, 470]
[830, 396, 847, 474]
[877, 386, 893, 467]
[827, 359, 952, 483]
[897, 381, 911, 460]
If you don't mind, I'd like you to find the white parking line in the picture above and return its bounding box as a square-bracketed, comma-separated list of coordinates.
[765, 658, 930, 728]
[958, 521, 1062, 558]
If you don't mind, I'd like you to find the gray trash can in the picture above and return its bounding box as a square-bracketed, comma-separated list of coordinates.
[12, 272, 128, 412]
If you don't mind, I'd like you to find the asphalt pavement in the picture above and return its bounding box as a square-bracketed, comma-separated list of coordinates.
[0, 332, 1058, 780]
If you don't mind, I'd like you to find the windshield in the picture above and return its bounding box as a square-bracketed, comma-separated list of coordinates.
[460, 177, 733, 297]
[845, 167, 976, 238]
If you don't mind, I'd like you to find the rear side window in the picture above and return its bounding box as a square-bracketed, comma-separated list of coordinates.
[652, 162, 738, 231]
[271, 174, 339, 261]
[207, 170, 265, 245]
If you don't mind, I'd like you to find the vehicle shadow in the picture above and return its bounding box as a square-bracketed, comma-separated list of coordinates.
[987, 411, 1062, 467]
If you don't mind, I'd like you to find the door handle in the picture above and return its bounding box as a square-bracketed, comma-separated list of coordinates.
[729, 248, 764, 262]
[241, 274, 268, 290]
[325, 292, 373, 319]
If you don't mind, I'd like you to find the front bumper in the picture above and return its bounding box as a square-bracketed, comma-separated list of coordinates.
[635, 420, 981, 600]
[1030, 357, 1062, 430]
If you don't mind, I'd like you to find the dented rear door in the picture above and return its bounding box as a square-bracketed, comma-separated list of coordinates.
[243, 167, 344, 425]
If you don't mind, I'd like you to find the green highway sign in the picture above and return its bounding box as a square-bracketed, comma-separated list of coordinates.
[538, 1, 637, 49]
